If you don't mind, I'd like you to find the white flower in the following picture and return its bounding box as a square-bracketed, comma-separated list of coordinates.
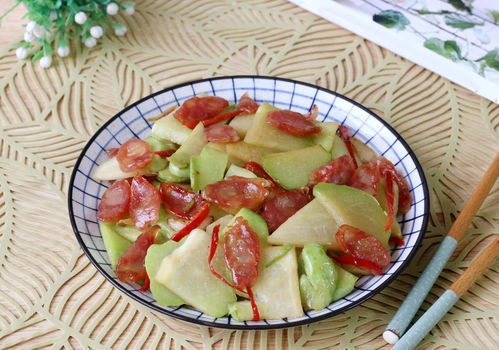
[75, 12, 87, 25]
[57, 46, 70, 57]
[114, 25, 127, 36]
[32, 25, 45, 39]
[125, 6, 135, 15]
[50, 11, 57, 20]
[40, 55, 52, 68]
[24, 31, 34, 43]
[16, 47, 28, 60]
[26, 21, 37, 33]
[90, 26, 104, 39]
[106, 3, 119, 15]
[84, 37, 97, 48]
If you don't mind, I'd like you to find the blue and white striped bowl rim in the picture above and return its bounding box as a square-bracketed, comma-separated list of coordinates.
[68, 76, 429, 330]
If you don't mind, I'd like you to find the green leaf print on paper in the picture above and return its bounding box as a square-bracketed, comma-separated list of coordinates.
[424, 38, 463, 62]
[444, 14, 483, 29]
[478, 49, 499, 71]
[447, 0, 472, 14]
[373, 10, 410, 30]
[414, 9, 451, 15]
[443, 40, 463, 60]
[489, 10, 499, 24]
[371, 4, 497, 77]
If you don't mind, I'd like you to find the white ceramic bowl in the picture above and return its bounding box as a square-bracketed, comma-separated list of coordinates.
[69, 76, 429, 329]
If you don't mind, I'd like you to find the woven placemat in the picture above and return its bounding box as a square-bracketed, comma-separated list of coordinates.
[0, 0, 497, 349]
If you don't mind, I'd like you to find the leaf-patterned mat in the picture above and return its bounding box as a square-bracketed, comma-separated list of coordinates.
[0, 0, 498, 349]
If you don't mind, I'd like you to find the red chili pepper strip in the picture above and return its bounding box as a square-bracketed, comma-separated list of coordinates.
[170, 203, 210, 242]
[333, 255, 383, 275]
[337, 125, 358, 169]
[246, 286, 260, 321]
[389, 237, 405, 247]
[154, 149, 176, 158]
[201, 109, 244, 127]
[208, 225, 248, 294]
[244, 161, 283, 191]
[140, 274, 151, 291]
[384, 171, 394, 232]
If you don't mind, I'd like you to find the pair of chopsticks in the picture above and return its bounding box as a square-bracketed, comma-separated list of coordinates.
[384, 153, 499, 349]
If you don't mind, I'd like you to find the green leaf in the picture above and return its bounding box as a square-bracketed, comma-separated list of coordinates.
[443, 40, 462, 60]
[478, 62, 486, 76]
[31, 51, 44, 62]
[373, 10, 410, 30]
[444, 14, 483, 29]
[447, 0, 472, 14]
[489, 10, 499, 24]
[414, 9, 451, 15]
[424, 38, 463, 62]
[478, 49, 499, 71]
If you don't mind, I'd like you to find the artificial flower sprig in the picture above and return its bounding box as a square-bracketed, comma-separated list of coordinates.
[1, 0, 135, 68]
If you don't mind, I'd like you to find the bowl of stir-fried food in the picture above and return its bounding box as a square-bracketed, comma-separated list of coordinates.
[69, 76, 429, 329]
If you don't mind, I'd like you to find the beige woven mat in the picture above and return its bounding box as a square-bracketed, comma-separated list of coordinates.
[0, 0, 498, 349]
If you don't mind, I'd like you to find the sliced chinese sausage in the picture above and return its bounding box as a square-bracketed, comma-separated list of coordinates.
[204, 124, 240, 143]
[266, 110, 321, 137]
[159, 182, 206, 220]
[309, 155, 356, 187]
[348, 159, 378, 195]
[174, 96, 229, 128]
[238, 92, 259, 114]
[116, 139, 153, 172]
[202, 176, 269, 211]
[336, 224, 390, 269]
[259, 189, 311, 232]
[348, 156, 412, 214]
[224, 217, 260, 288]
[97, 179, 131, 222]
[130, 176, 161, 230]
[116, 225, 160, 283]
[375, 157, 411, 214]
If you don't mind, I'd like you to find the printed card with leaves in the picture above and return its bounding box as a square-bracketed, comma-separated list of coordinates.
[289, 0, 499, 103]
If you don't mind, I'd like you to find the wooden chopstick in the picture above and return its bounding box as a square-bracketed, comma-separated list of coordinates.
[392, 236, 498, 350]
[447, 154, 499, 241]
[449, 236, 499, 297]
[383, 152, 499, 344]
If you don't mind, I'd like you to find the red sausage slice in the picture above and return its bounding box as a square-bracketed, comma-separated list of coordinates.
[260, 189, 311, 232]
[116, 139, 153, 173]
[349, 156, 412, 214]
[204, 124, 240, 143]
[97, 179, 131, 222]
[348, 159, 378, 196]
[130, 176, 161, 229]
[116, 225, 160, 283]
[159, 183, 206, 220]
[224, 217, 260, 288]
[238, 93, 259, 114]
[266, 110, 321, 137]
[174, 96, 229, 129]
[309, 155, 356, 187]
[336, 224, 390, 272]
[202, 176, 269, 211]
